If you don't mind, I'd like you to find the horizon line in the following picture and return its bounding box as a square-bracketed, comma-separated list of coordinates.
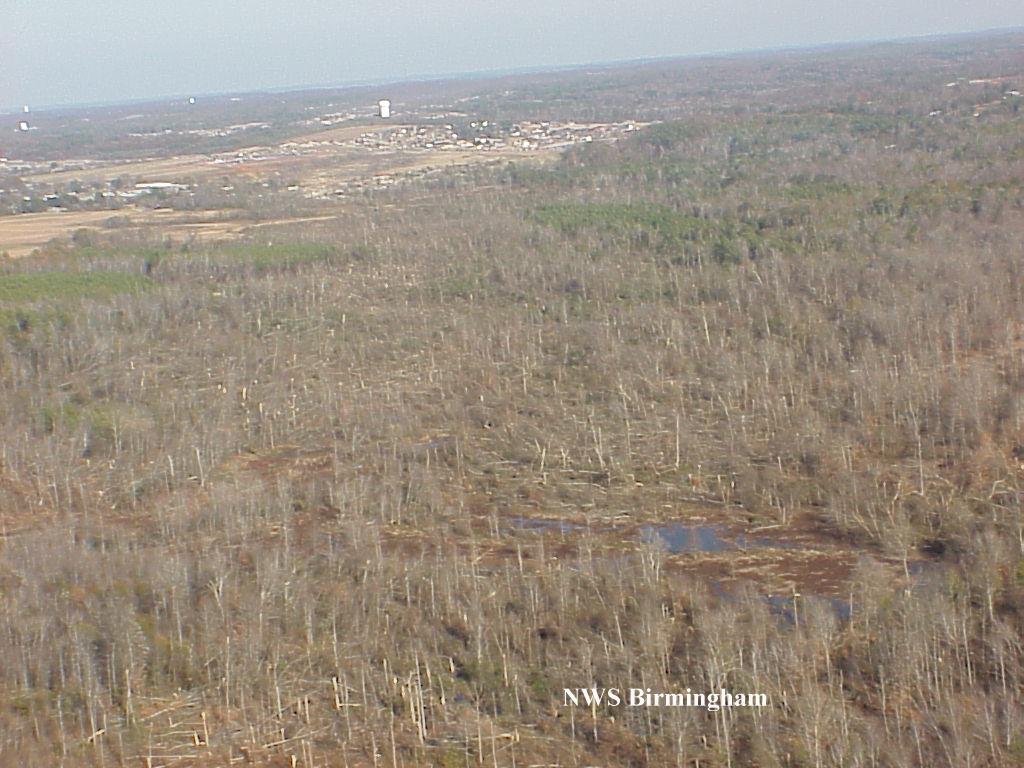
[3, 24, 1022, 117]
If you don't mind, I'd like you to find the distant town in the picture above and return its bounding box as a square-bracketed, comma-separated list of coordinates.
[1, 108, 647, 214]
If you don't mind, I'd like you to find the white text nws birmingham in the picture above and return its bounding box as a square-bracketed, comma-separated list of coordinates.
[563, 688, 768, 711]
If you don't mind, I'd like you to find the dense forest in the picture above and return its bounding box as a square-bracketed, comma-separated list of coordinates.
[1, 31, 1023, 767]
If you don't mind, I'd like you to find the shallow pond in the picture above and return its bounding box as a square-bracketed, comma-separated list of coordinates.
[640, 523, 794, 554]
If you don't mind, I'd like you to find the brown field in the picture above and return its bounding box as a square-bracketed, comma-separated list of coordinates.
[0, 209, 133, 257]
[4, 143, 557, 253]
[0, 208, 347, 257]
[22, 155, 219, 186]
[18, 121, 542, 188]
[287, 121, 410, 143]
[5, 119, 562, 255]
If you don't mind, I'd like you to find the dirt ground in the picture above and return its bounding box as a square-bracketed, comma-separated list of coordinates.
[21, 155, 225, 186]
[0, 207, 345, 257]
[0, 209, 129, 257]
[4, 111, 600, 258]
[2, 150, 556, 258]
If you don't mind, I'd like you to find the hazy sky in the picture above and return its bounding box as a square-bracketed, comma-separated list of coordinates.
[3, 1, 1022, 110]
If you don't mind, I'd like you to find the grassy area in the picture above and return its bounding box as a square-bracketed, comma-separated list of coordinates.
[0, 271, 149, 303]
[0, 271, 150, 333]
[532, 201, 799, 262]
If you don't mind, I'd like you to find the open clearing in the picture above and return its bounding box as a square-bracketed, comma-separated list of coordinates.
[0, 207, 341, 257]
[3, 121, 564, 254]
[0, 209, 131, 257]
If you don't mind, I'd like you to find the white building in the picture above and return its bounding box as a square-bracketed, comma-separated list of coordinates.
[377, 99, 392, 119]
[134, 181, 188, 192]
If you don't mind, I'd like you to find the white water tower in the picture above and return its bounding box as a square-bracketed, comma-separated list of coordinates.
[377, 99, 391, 119]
